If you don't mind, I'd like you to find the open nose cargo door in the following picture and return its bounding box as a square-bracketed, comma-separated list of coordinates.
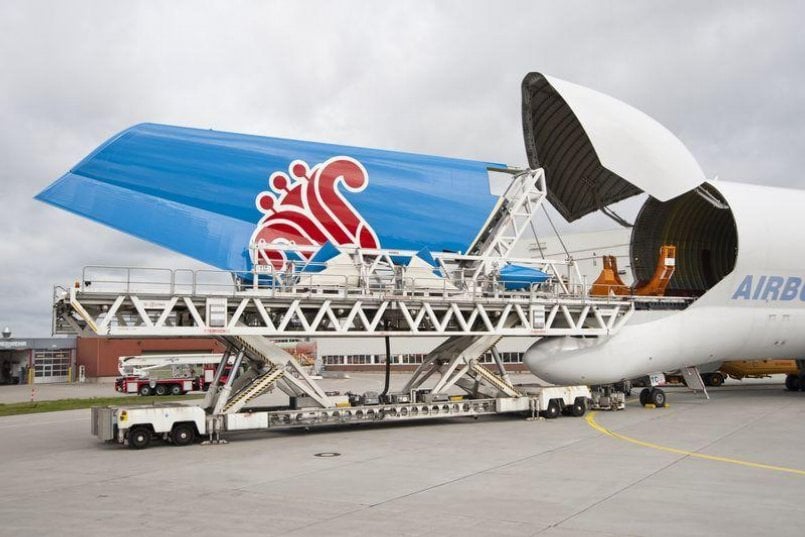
[521, 72, 706, 223]
[521, 72, 739, 298]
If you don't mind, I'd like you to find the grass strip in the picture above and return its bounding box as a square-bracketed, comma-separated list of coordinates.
[0, 394, 203, 417]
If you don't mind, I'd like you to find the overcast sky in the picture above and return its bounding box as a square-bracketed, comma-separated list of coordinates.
[1, 0, 804, 336]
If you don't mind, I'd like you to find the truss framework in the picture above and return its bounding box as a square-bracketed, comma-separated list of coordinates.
[467, 168, 548, 267]
[55, 286, 635, 338]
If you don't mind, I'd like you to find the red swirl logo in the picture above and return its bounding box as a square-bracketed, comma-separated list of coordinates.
[251, 157, 380, 270]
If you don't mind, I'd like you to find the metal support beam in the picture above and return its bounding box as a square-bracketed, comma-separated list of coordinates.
[212, 348, 245, 415]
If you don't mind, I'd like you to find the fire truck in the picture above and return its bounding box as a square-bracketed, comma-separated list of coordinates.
[115, 353, 233, 396]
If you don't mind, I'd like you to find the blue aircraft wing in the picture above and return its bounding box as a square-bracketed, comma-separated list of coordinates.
[36, 123, 503, 272]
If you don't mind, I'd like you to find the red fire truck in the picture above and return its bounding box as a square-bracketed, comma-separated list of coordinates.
[114, 354, 233, 396]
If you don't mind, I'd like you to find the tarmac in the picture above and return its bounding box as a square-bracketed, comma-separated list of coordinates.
[0, 374, 803, 537]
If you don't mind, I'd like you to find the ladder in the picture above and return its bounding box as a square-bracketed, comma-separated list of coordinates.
[465, 168, 548, 277]
[222, 366, 285, 414]
[209, 335, 334, 414]
[469, 361, 521, 398]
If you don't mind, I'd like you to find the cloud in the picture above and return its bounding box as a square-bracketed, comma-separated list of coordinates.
[1, 0, 803, 335]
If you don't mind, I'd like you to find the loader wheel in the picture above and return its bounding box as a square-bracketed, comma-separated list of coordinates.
[170, 384, 183, 396]
[155, 384, 168, 396]
[650, 388, 666, 408]
[570, 397, 587, 417]
[639, 388, 651, 406]
[138, 385, 153, 396]
[128, 426, 151, 450]
[785, 374, 801, 392]
[542, 400, 561, 419]
[709, 373, 724, 387]
[171, 423, 195, 446]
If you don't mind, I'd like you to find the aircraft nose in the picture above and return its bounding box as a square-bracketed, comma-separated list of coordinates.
[523, 336, 601, 385]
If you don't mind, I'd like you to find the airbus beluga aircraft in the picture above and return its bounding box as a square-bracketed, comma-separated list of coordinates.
[520, 72, 805, 401]
[36, 72, 805, 405]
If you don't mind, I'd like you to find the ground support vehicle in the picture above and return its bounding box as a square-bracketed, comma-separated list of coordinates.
[115, 353, 226, 396]
[91, 332, 597, 449]
[62, 169, 666, 448]
[115, 375, 200, 396]
[92, 382, 592, 449]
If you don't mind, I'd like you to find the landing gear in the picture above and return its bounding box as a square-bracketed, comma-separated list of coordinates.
[639, 387, 666, 407]
[650, 388, 666, 407]
[702, 373, 724, 387]
[785, 374, 801, 392]
[639, 388, 650, 406]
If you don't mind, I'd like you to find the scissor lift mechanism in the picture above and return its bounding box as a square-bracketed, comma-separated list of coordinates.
[65, 168, 679, 447]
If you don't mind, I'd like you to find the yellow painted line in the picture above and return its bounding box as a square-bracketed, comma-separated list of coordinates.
[585, 411, 805, 477]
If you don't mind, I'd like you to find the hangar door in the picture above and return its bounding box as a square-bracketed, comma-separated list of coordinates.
[33, 349, 72, 383]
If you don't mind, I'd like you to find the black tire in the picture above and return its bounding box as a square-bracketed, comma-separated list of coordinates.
[128, 426, 151, 450]
[155, 384, 168, 396]
[709, 373, 724, 387]
[570, 397, 587, 417]
[169, 384, 183, 396]
[542, 400, 561, 419]
[785, 374, 801, 392]
[138, 384, 153, 396]
[171, 423, 195, 446]
[650, 388, 666, 407]
[701, 373, 713, 386]
[639, 388, 651, 406]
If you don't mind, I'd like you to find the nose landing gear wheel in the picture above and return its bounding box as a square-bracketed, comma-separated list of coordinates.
[639, 388, 651, 406]
[639, 387, 666, 407]
[649, 388, 666, 407]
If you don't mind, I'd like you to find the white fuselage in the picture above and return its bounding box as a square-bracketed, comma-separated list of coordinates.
[524, 180, 805, 385]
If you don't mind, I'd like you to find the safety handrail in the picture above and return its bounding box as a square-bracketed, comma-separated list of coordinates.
[75, 262, 688, 305]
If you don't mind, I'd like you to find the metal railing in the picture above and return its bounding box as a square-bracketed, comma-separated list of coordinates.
[76, 263, 590, 301]
[74, 262, 692, 306]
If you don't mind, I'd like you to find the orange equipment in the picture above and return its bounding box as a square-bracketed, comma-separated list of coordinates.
[590, 245, 676, 297]
[719, 359, 799, 380]
[589, 255, 629, 296]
